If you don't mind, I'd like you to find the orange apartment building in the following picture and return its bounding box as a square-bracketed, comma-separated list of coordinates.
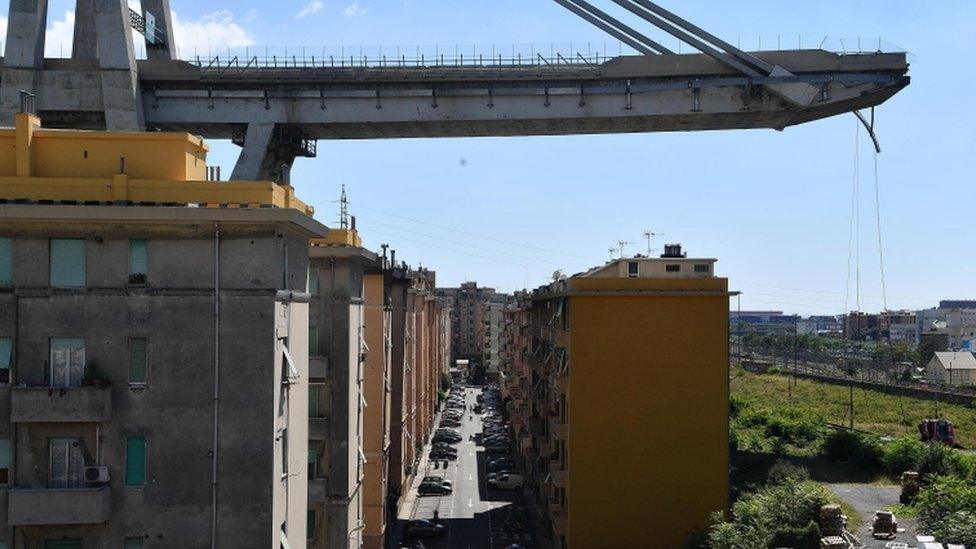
[502, 245, 731, 548]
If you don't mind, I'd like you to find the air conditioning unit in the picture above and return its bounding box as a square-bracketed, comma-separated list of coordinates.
[84, 465, 110, 484]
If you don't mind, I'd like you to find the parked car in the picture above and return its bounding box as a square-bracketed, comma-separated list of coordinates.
[488, 473, 524, 490]
[486, 445, 510, 455]
[431, 443, 457, 454]
[487, 469, 517, 482]
[440, 418, 461, 428]
[422, 475, 452, 487]
[402, 519, 448, 540]
[418, 480, 453, 495]
[487, 457, 516, 470]
[429, 448, 458, 461]
[432, 434, 461, 444]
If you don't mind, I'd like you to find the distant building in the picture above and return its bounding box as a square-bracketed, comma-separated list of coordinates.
[436, 282, 498, 363]
[729, 310, 797, 334]
[916, 302, 976, 351]
[939, 300, 976, 310]
[926, 352, 976, 387]
[844, 311, 881, 340]
[503, 244, 730, 548]
[482, 295, 507, 378]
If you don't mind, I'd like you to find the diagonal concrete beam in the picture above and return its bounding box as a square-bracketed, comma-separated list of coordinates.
[231, 123, 276, 181]
[140, 0, 177, 60]
[0, 0, 50, 124]
[72, 0, 97, 59]
[93, 0, 144, 129]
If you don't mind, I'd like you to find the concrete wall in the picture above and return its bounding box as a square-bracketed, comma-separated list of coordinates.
[0, 220, 312, 548]
[309, 250, 366, 549]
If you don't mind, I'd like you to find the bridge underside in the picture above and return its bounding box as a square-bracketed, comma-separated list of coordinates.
[1, 49, 909, 179]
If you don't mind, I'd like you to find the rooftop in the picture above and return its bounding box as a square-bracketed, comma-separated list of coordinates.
[932, 352, 976, 370]
[0, 113, 313, 216]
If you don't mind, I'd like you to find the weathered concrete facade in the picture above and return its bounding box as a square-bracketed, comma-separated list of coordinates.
[307, 238, 374, 549]
[361, 269, 391, 549]
[0, 206, 322, 548]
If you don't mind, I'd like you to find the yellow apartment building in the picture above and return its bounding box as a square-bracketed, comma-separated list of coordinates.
[508, 244, 731, 548]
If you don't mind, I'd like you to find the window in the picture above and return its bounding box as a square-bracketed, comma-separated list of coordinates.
[308, 327, 318, 357]
[280, 428, 289, 478]
[307, 510, 316, 540]
[129, 337, 147, 385]
[50, 338, 86, 388]
[307, 266, 318, 295]
[123, 538, 145, 549]
[694, 264, 710, 273]
[0, 438, 10, 484]
[49, 238, 86, 288]
[627, 261, 639, 278]
[125, 436, 146, 486]
[308, 386, 318, 418]
[307, 449, 317, 479]
[128, 239, 148, 284]
[665, 264, 681, 272]
[45, 541, 81, 549]
[49, 438, 84, 488]
[0, 237, 11, 286]
[0, 337, 11, 383]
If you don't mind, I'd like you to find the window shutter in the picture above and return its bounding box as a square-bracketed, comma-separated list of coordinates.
[308, 327, 318, 357]
[308, 387, 318, 417]
[307, 510, 316, 540]
[129, 239, 148, 278]
[0, 338, 11, 370]
[129, 338, 147, 384]
[125, 436, 146, 486]
[123, 538, 145, 549]
[0, 237, 11, 285]
[50, 239, 86, 288]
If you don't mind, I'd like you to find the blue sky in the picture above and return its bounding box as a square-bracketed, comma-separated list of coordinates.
[5, 1, 974, 314]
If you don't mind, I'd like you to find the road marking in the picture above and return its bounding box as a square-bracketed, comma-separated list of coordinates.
[468, 498, 473, 508]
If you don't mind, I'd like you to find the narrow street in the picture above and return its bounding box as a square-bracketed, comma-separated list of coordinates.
[392, 386, 535, 549]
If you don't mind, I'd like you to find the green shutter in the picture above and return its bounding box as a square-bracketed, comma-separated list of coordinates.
[0, 338, 11, 370]
[50, 239, 85, 288]
[129, 239, 148, 278]
[0, 237, 11, 286]
[45, 541, 82, 549]
[125, 437, 146, 486]
[307, 266, 318, 294]
[308, 326, 318, 357]
[307, 509, 316, 540]
[0, 438, 10, 469]
[129, 338, 147, 384]
[308, 386, 318, 417]
[123, 538, 145, 549]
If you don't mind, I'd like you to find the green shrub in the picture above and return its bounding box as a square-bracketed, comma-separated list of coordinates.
[709, 477, 832, 549]
[823, 429, 883, 471]
[916, 476, 976, 545]
[883, 436, 925, 477]
[767, 460, 810, 484]
[730, 394, 750, 418]
[917, 442, 972, 480]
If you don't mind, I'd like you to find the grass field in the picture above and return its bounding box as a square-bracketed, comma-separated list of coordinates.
[731, 368, 976, 449]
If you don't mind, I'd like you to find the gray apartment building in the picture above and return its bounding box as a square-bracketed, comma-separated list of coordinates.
[306, 231, 375, 549]
[0, 204, 323, 549]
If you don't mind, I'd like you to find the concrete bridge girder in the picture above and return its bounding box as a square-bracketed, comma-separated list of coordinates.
[142, 74, 900, 139]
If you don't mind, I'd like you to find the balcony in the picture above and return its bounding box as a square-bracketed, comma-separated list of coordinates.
[520, 434, 533, 450]
[8, 485, 111, 525]
[551, 507, 567, 536]
[10, 386, 112, 423]
[551, 422, 567, 441]
[309, 417, 327, 440]
[308, 478, 327, 503]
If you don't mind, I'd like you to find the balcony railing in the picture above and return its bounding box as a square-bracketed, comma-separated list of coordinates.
[8, 485, 111, 525]
[10, 385, 112, 423]
[551, 422, 568, 441]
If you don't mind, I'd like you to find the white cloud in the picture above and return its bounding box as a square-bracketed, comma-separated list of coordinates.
[343, 1, 370, 17]
[172, 9, 255, 57]
[45, 11, 75, 57]
[296, 1, 325, 19]
[245, 9, 259, 22]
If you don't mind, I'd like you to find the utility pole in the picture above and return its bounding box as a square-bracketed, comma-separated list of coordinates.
[339, 184, 349, 229]
[791, 314, 798, 399]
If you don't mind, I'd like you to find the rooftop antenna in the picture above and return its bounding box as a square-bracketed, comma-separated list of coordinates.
[608, 247, 617, 261]
[643, 230, 665, 256]
[616, 240, 634, 259]
[339, 184, 349, 229]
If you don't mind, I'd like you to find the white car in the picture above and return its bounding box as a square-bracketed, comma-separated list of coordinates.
[488, 473, 524, 490]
